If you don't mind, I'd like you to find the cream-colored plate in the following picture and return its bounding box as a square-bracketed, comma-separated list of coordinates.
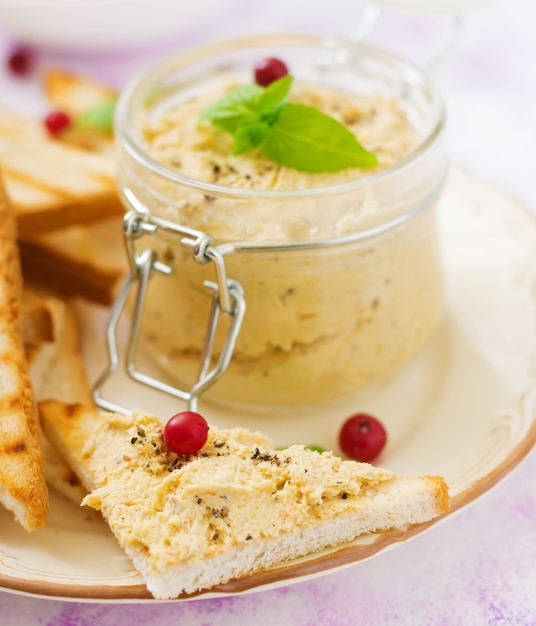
[1, 167, 535, 602]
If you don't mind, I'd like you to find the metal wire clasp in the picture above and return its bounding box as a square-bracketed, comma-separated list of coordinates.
[92, 190, 246, 415]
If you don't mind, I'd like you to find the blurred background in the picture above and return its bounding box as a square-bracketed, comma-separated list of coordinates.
[0, 0, 532, 214]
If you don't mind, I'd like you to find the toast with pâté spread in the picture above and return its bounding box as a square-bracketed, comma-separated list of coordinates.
[39, 400, 450, 598]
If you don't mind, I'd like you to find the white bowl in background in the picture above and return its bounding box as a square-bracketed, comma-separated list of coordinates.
[0, 0, 237, 53]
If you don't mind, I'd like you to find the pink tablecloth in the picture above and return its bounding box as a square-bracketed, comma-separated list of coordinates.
[0, 1, 534, 624]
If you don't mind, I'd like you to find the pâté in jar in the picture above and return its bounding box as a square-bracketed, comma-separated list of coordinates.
[114, 34, 447, 410]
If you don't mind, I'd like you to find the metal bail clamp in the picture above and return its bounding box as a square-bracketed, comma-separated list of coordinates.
[92, 189, 246, 415]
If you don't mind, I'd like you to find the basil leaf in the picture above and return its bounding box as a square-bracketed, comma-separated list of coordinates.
[77, 99, 117, 134]
[303, 444, 327, 454]
[274, 444, 327, 454]
[199, 77, 378, 173]
[200, 84, 263, 134]
[257, 75, 293, 118]
[233, 117, 272, 155]
[262, 102, 378, 172]
[232, 77, 293, 154]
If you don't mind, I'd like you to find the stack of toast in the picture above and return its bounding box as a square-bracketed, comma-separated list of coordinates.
[0, 69, 450, 599]
[2, 68, 126, 305]
[0, 69, 125, 524]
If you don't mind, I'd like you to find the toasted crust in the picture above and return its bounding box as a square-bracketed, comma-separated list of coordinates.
[19, 223, 125, 305]
[21, 289, 58, 348]
[39, 400, 450, 598]
[0, 174, 49, 531]
[39, 401, 98, 493]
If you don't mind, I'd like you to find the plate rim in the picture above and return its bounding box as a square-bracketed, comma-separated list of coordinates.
[1, 399, 535, 603]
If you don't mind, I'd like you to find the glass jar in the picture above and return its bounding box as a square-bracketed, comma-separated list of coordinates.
[114, 34, 447, 411]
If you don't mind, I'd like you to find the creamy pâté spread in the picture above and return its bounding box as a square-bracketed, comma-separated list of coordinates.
[144, 83, 416, 188]
[135, 81, 444, 406]
[82, 411, 394, 570]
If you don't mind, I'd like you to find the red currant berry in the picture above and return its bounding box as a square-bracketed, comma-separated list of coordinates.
[44, 111, 71, 136]
[7, 46, 35, 78]
[338, 413, 387, 463]
[254, 57, 289, 87]
[163, 411, 209, 456]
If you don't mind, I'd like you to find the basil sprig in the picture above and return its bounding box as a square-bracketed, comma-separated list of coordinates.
[76, 99, 117, 134]
[200, 76, 377, 173]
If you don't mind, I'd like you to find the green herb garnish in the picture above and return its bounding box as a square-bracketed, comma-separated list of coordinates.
[274, 444, 327, 454]
[200, 76, 377, 173]
[77, 99, 117, 134]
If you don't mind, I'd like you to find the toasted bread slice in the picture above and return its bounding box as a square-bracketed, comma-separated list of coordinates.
[43, 68, 117, 155]
[0, 175, 49, 531]
[22, 292, 93, 406]
[20, 219, 126, 305]
[0, 109, 46, 141]
[39, 401, 450, 599]
[0, 109, 122, 237]
[22, 291, 91, 504]
[43, 68, 117, 118]
[21, 289, 58, 345]
[22, 290, 66, 399]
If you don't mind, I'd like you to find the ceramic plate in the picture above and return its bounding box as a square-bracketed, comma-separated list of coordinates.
[1, 167, 535, 602]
